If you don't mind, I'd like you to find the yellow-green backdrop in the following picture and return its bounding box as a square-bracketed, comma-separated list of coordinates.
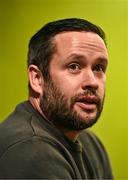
[0, 0, 128, 179]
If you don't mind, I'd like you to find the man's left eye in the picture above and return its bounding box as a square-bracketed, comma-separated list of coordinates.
[67, 63, 81, 74]
[94, 64, 106, 73]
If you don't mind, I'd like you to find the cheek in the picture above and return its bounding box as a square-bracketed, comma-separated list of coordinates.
[52, 75, 80, 98]
[98, 79, 106, 97]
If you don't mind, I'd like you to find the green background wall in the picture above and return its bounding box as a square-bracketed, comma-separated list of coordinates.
[0, 0, 128, 178]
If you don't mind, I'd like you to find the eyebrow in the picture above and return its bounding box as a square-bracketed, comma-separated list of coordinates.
[96, 57, 108, 66]
[66, 54, 87, 62]
[66, 53, 108, 64]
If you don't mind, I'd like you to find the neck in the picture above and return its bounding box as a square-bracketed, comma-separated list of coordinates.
[29, 96, 42, 114]
[55, 125, 80, 142]
[29, 96, 49, 122]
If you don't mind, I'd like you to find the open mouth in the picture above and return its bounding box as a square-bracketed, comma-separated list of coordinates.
[75, 95, 99, 112]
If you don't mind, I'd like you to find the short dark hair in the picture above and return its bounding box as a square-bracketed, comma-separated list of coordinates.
[28, 18, 106, 91]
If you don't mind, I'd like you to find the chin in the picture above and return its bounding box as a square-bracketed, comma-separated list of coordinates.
[77, 110, 98, 125]
[78, 108, 97, 119]
[82, 116, 97, 124]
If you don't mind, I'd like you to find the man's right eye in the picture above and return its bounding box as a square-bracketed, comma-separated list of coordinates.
[67, 63, 81, 74]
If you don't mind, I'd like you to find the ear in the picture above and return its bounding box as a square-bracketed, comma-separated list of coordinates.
[28, 65, 44, 95]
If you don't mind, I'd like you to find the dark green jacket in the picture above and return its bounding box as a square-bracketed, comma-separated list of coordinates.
[0, 101, 113, 179]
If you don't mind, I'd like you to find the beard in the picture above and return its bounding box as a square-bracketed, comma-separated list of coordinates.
[40, 78, 105, 131]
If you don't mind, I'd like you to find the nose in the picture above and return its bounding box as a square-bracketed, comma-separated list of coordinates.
[81, 69, 98, 91]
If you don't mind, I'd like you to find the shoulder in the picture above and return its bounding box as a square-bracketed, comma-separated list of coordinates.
[0, 136, 75, 179]
[0, 102, 36, 158]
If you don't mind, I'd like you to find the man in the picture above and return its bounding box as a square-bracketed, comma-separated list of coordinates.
[0, 18, 113, 179]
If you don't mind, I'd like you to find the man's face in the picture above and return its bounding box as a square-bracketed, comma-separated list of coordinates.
[40, 31, 108, 130]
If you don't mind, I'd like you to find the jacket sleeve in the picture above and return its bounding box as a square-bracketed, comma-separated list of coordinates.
[0, 136, 75, 179]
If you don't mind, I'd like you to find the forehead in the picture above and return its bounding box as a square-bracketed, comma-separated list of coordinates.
[53, 31, 108, 57]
